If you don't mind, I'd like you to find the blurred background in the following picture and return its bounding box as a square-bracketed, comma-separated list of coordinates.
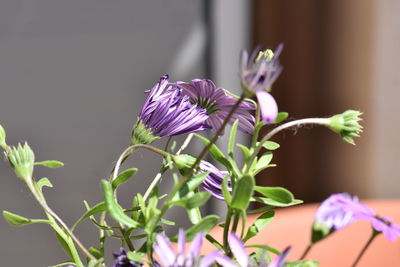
[0, 0, 398, 266]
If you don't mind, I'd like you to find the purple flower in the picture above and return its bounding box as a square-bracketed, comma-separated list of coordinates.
[199, 161, 231, 200]
[112, 248, 143, 267]
[153, 229, 218, 267]
[314, 193, 360, 232]
[131, 75, 211, 144]
[369, 216, 400, 242]
[176, 79, 255, 134]
[215, 233, 290, 267]
[240, 45, 283, 123]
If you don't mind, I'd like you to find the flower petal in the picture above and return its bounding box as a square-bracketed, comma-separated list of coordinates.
[256, 90, 278, 123]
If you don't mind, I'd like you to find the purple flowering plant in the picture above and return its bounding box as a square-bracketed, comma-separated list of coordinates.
[0, 45, 392, 267]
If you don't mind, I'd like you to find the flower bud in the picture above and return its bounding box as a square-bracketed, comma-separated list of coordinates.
[171, 154, 196, 174]
[0, 124, 6, 149]
[328, 110, 363, 145]
[6, 142, 35, 180]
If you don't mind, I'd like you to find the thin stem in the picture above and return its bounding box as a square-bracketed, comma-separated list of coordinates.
[299, 243, 313, 260]
[245, 118, 330, 173]
[188, 94, 245, 177]
[26, 179, 96, 264]
[223, 208, 233, 253]
[231, 212, 240, 234]
[351, 231, 379, 267]
[120, 227, 135, 251]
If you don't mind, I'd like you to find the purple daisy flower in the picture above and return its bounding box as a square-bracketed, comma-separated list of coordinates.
[131, 75, 211, 144]
[199, 161, 231, 200]
[176, 79, 255, 134]
[153, 229, 218, 267]
[240, 45, 283, 123]
[112, 248, 143, 267]
[314, 193, 359, 232]
[369, 216, 400, 242]
[215, 233, 290, 267]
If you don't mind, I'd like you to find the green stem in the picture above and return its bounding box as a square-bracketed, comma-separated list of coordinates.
[231, 212, 240, 234]
[299, 243, 313, 260]
[245, 118, 330, 173]
[120, 227, 135, 251]
[351, 230, 379, 267]
[223, 208, 233, 254]
[26, 179, 94, 266]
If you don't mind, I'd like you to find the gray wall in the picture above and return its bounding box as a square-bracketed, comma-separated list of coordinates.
[0, 1, 206, 266]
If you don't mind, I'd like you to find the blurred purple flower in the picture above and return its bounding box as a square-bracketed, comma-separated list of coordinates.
[176, 79, 255, 134]
[215, 233, 290, 267]
[369, 216, 400, 242]
[199, 161, 231, 200]
[132, 75, 210, 144]
[240, 45, 283, 123]
[314, 193, 360, 232]
[153, 229, 217, 267]
[112, 248, 143, 267]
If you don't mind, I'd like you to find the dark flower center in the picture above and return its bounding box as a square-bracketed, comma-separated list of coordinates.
[191, 97, 219, 115]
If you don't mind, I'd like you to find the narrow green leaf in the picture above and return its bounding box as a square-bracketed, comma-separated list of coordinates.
[71, 201, 106, 231]
[171, 191, 211, 209]
[272, 112, 288, 124]
[37, 177, 53, 190]
[161, 218, 176, 226]
[172, 172, 208, 201]
[127, 251, 151, 264]
[206, 234, 224, 250]
[262, 141, 280, 150]
[244, 210, 275, 242]
[187, 207, 202, 224]
[254, 152, 273, 172]
[221, 175, 232, 204]
[194, 134, 232, 169]
[35, 160, 64, 168]
[50, 262, 75, 267]
[3, 211, 31, 226]
[112, 168, 138, 190]
[231, 175, 255, 210]
[228, 119, 239, 157]
[286, 260, 320, 267]
[184, 215, 219, 242]
[254, 186, 294, 204]
[101, 180, 142, 228]
[89, 247, 103, 259]
[252, 197, 303, 207]
[236, 144, 251, 160]
[54, 231, 74, 260]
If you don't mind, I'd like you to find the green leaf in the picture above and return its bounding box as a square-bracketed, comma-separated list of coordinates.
[272, 112, 288, 124]
[244, 210, 275, 242]
[194, 134, 232, 169]
[161, 218, 176, 226]
[228, 119, 239, 157]
[71, 201, 106, 231]
[172, 172, 208, 201]
[35, 160, 64, 168]
[3, 211, 32, 226]
[89, 247, 103, 259]
[37, 177, 53, 190]
[54, 231, 74, 260]
[181, 215, 219, 242]
[236, 144, 251, 160]
[253, 197, 303, 207]
[231, 175, 255, 210]
[221, 175, 232, 204]
[254, 186, 294, 204]
[127, 251, 151, 264]
[286, 260, 320, 267]
[187, 207, 202, 224]
[253, 152, 273, 174]
[112, 168, 138, 190]
[101, 180, 142, 228]
[49, 262, 75, 267]
[171, 191, 211, 209]
[262, 141, 280, 150]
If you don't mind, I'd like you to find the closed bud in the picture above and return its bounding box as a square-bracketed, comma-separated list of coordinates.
[171, 154, 196, 174]
[328, 110, 363, 145]
[6, 142, 35, 180]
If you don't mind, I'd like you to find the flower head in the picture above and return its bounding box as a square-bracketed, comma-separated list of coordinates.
[176, 79, 255, 134]
[6, 142, 35, 180]
[172, 154, 231, 200]
[240, 45, 283, 123]
[112, 248, 143, 267]
[131, 76, 210, 144]
[312, 193, 368, 243]
[215, 233, 290, 267]
[153, 229, 217, 267]
[328, 110, 363, 145]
